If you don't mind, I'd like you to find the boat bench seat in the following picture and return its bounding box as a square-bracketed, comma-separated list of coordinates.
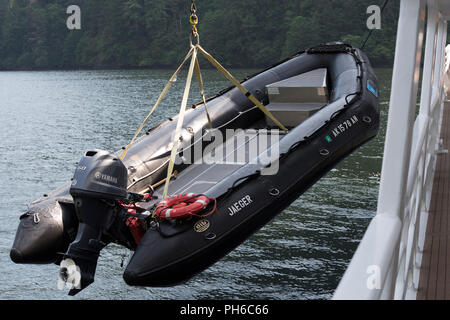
[265, 68, 328, 128]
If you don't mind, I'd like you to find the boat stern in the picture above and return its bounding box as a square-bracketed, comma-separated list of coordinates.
[10, 200, 77, 264]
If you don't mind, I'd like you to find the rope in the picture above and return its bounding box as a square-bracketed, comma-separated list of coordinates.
[287, 46, 364, 155]
[120, 46, 195, 160]
[162, 47, 198, 199]
[196, 45, 288, 132]
[223, 170, 261, 199]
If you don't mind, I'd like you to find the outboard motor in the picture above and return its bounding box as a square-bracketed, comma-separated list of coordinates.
[60, 150, 128, 295]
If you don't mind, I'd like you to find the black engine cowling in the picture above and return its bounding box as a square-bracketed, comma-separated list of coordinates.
[61, 150, 128, 295]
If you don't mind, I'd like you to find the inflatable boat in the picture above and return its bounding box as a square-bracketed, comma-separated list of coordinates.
[10, 43, 380, 295]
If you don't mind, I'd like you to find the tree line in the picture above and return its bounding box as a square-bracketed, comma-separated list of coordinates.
[0, 0, 407, 70]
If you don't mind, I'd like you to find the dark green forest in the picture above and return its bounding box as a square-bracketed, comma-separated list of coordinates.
[0, 0, 418, 70]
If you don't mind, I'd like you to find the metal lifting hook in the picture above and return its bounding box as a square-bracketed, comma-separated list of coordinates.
[190, 0, 197, 14]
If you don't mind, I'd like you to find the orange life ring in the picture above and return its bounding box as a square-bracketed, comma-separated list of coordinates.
[154, 193, 211, 219]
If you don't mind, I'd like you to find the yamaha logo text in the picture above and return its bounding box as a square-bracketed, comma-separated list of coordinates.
[94, 171, 118, 184]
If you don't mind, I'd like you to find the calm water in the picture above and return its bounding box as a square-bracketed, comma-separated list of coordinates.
[0, 67, 392, 300]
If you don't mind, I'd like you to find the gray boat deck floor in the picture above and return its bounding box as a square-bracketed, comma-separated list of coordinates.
[153, 129, 285, 198]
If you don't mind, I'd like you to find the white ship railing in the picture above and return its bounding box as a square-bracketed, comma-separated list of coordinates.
[333, 0, 448, 300]
[445, 44, 450, 96]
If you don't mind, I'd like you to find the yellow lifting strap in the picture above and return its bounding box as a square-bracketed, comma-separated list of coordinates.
[120, 46, 195, 160]
[162, 47, 198, 199]
[194, 57, 213, 129]
[196, 45, 288, 132]
[122, 0, 287, 200]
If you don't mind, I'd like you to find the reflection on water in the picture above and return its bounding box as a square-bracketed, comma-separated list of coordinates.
[0, 68, 392, 299]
